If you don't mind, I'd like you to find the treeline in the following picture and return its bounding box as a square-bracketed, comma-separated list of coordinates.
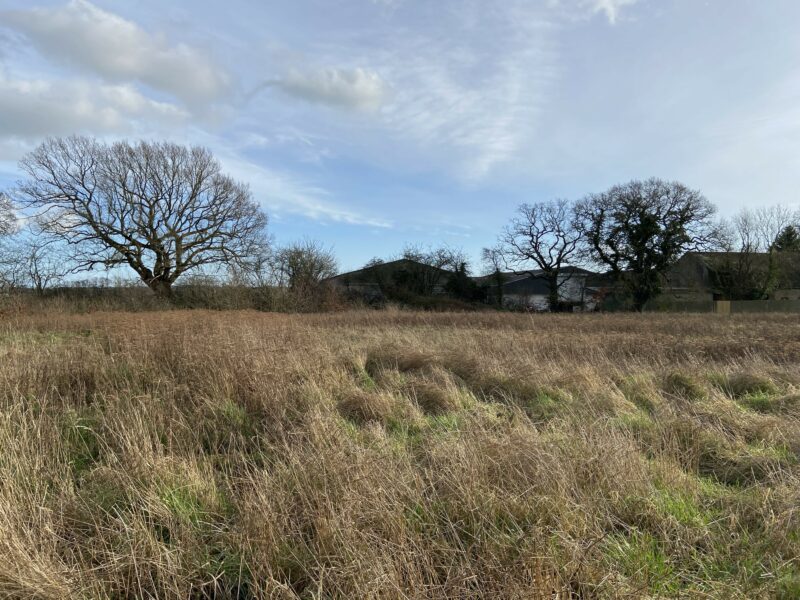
[1, 136, 799, 313]
[484, 185, 800, 311]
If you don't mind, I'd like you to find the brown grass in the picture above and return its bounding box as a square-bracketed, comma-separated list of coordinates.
[0, 309, 799, 598]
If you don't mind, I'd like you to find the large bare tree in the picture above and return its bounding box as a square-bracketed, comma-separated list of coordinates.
[495, 198, 582, 310]
[16, 137, 268, 298]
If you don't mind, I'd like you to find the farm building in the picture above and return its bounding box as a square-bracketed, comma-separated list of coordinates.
[478, 267, 602, 311]
[327, 251, 800, 311]
[660, 251, 800, 303]
[326, 259, 455, 302]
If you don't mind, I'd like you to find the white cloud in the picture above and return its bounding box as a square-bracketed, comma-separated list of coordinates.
[1, 0, 230, 106]
[264, 67, 388, 112]
[0, 73, 188, 140]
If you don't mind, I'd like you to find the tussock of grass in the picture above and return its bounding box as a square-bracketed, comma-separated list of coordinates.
[364, 347, 435, 376]
[0, 310, 799, 598]
[715, 372, 780, 399]
[338, 389, 395, 425]
[619, 374, 661, 414]
[408, 381, 461, 415]
[663, 371, 708, 401]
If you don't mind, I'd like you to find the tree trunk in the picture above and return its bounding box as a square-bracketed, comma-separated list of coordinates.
[547, 274, 559, 312]
[493, 270, 504, 307]
[148, 279, 174, 300]
[631, 278, 651, 312]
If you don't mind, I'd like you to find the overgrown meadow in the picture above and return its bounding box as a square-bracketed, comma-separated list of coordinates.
[1, 310, 798, 598]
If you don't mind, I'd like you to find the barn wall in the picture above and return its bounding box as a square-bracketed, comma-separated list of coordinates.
[503, 294, 550, 311]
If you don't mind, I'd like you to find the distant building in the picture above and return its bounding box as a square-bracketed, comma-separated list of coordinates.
[661, 251, 800, 303]
[476, 267, 601, 311]
[328, 251, 800, 311]
[326, 259, 455, 302]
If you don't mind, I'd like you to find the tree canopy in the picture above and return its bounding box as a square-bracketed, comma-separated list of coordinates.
[575, 178, 718, 311]
[773, 225, 800, 253]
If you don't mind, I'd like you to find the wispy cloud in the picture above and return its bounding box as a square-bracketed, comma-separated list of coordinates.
[586, 0, 640, 24]
[217, 152, 392, 228]
[370, 1, 560, 180]
[549, 0, 640, 24]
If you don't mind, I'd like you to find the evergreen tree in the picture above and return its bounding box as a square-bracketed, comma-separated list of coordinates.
[772, 225, 800, 252]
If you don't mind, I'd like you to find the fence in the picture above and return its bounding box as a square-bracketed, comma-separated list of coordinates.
[714, 299, 800, 314]
[645, 299, 800, 313]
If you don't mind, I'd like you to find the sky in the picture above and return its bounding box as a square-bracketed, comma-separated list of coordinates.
[1, 0, 799, 272]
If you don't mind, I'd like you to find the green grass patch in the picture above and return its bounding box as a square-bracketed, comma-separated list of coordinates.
[200, 399, 256, 453]
[199, 545, 252, 598]
[352, 364, 377, 390]
[385, 416, 423, 444]
[61, 408, 102, 477]
[160, 485, 209, 526]
[523, 388, 567, 421]
[738, 392, 777, 413]
[651, 484, 712, 528]
[425, 412, 463, 432]
[611, 410, 655, 433]
[606, 531, 678, 595]
[713, 372, 779, 399]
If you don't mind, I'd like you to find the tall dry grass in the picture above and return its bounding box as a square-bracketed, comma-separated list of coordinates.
[0, 309, 798, 598]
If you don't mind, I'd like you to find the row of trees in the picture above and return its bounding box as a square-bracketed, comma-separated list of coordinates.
[484, 179, 720, 311]
[1, 136, 798, 312]
[486, 180, 800, 311]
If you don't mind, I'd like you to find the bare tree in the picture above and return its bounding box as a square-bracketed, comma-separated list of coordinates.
[20, 235, 67, 295]
[576, 178, 718, 311]
[481, 246, 506, 306]
[16, 137, 268, 298]
[401, 244, 466, 270]
[363, 257, 385, 269]
[0, 194, 20, 291]
[495, 199, 582, 310]
[714, 210, 763, 299]
[0, 194, 14, 237]
[399, 244, 466, 295]
[717, 204, 800, 299]
[272, 240, 337, 291]
[757, 206, 799, 296]
[754, 205, 796, 250]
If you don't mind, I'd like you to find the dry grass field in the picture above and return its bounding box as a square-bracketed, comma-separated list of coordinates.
[1, 309, 799, 598]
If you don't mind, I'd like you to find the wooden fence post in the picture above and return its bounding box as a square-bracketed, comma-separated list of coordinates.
[714, 300, 731, 314]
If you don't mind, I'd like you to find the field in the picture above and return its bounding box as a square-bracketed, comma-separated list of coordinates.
[1, 310, 799, 599]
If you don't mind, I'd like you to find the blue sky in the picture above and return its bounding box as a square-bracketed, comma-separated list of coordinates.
[1, 0, 799, 272]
